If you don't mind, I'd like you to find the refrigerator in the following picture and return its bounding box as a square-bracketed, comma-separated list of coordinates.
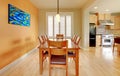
[89, 23, 96, 47]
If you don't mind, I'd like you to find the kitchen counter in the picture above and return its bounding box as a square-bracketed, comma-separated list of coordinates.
[96, 34, 102, 47]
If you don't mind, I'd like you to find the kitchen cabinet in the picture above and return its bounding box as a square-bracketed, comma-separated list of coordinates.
[113, 16, 120, 29]
[89, 13, 112, 25]
[89, 14, 97, 25]
[96, 35, 101, 47]
[98, 13, 111, 20]
[98, 13, 104, 20]
[104, 14, 111, 20]
[110, 15, 120, 29]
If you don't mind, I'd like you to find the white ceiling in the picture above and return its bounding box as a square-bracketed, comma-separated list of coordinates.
[30, 0, 89, 9]
[30, 0, 120, 13]
[89, 0, 120, 13]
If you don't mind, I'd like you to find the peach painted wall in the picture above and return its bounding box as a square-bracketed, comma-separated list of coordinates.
[0, 0, 39, 69]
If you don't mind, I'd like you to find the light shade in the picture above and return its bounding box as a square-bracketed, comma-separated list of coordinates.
[56, 13, 60, 22]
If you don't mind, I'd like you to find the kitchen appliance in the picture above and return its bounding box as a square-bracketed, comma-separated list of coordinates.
[89, 23, 96, 47]
[99, 20, 114, 25]
[102, 34, 114, 47]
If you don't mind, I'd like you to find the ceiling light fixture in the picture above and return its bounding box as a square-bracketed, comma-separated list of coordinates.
[56, 0, 60, 23]
[94, 6, 98, 9]
[105, 9, 109, 12]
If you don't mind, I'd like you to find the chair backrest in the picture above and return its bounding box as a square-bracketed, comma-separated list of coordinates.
[71, 35, 75, 41]
[71, 35, 78, 42]
[56, 34, 64, 40]
[75, 36, 80, 45]
[41, 35, 46, 42]
[44, 34, 48, 41]
[38, 36, 44, 44]
[74, 35, 78, 42]
[48, 40, 68, 55]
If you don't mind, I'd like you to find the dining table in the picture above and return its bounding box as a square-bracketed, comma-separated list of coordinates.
[39, 39, 80, 76]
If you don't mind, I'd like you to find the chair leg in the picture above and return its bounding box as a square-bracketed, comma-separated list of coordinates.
[75, 59, 77, 76]
[49, 66, 51, 76]
[113, 43, 115, 53]
[66, 66, 68, 76]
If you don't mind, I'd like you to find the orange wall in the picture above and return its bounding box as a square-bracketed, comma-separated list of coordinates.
[0, 0, 39, 69]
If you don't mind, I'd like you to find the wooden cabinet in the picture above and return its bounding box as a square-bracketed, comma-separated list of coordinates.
[98, 13, 104, 20]
[105, 14, 111, 20]
[98, 13, 111, 20]
[111, 16, 120, 29]
[89, 13, 112, 25]
[89, 14, 97, 25]
[114, 16, 120, 29]
[89, 13, 119, 27]
[96, 35, 101, 47]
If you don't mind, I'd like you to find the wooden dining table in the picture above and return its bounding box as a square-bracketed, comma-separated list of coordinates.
[39, 39, 80, 76]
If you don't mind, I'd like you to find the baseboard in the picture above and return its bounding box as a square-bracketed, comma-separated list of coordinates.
[80, 46, 89, 51]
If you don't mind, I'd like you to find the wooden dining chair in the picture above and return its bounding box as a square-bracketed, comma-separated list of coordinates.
[75, 36, 80, 45]
[48, 40, 68, 76]
[44, 34, 49, 41]
[38, 36, 48, 74]
[56, 34, 64, 40]
[71, 35, 78, 43]
[38, 36, 44, 44]
[41, 35, 46, 43]
[38, 36, 48, 59]
[74, 35, 78, 43]
[71, 35, 76, 41]
[68, 36, 80, 75]
[69, 36, 80, 57]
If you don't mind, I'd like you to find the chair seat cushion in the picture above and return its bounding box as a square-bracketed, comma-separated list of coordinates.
[51, 55, 66, 65]
[68, 51, 75, 57]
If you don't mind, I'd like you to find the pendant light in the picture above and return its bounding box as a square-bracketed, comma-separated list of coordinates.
[56, 0, 60, 22]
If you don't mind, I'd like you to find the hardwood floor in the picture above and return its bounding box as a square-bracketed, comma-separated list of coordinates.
[0, 47, 120, 76]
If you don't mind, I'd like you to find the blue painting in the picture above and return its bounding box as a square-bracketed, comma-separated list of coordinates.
[8, 4, 30, 26]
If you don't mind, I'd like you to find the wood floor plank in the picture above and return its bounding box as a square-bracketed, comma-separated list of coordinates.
[0, 47, 120, 76]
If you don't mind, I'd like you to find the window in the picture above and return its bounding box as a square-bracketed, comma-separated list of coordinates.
[47, 12, 73, 38]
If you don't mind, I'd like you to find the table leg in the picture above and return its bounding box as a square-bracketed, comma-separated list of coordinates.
[76, 49, 79, 76]
[113, 41, 115, 53]
[39, 48, 43, 74]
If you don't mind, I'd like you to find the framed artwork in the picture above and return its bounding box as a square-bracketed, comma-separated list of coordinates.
[8, 4, 30, 26]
